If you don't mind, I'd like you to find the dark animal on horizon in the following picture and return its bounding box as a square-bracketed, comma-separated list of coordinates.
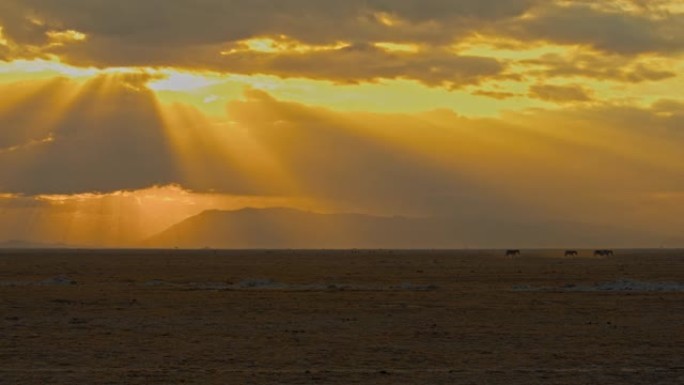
[594, 249, 614, 257]
[564, 250, 579, 257]
[505, 249, 521, 257]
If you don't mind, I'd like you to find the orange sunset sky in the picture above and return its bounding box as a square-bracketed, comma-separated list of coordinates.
[0, 0, 683, 247]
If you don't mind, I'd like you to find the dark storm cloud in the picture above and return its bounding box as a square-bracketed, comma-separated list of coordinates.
[0, 1, 51, 46]
[1, 0, 539, 45]
[213, 46, 506, 87]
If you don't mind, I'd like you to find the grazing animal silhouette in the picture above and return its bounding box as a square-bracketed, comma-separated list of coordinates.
[594, 249, 614, 257]
[506, 249, 521, 257]
[565, 250, 579, 257]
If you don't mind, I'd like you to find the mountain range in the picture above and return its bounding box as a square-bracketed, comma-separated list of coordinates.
[143, 207, 669, 249]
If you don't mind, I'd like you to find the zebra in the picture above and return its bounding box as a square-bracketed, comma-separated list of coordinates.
[565, 250, 579, 257]
[594, 249, 614, 257]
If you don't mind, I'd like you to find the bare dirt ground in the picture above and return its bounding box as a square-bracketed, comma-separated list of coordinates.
[1, 249, 683, 384]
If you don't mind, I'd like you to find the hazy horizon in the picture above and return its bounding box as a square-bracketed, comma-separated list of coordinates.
[0, 206, 680, 249]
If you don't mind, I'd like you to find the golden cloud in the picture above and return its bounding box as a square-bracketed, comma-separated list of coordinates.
[0, 0, 681, 87]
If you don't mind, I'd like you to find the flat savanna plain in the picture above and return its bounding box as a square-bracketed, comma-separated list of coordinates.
[0, 249, 683, 385]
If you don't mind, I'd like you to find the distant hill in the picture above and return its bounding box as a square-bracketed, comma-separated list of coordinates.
[143, 207, 667, 249]
[144, 208, 456, 249]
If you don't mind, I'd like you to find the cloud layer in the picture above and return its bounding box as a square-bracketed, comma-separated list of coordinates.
[1, 0, 682, 87]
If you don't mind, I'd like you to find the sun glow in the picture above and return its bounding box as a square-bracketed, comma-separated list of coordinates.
[22, 185, 323, 246]
[221, 36, 350, 55]
[148, 71, 221, 92]
[454, 38, 569, 60]
[245, 38, 281, 53]
[372, 12, 402, 27]
[46, 29, 87, 46]
[374, 42, 420, 53]
[0, 59, 99, 78]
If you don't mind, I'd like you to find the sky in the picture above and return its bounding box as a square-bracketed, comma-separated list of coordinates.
[0, 0, 683, 247]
